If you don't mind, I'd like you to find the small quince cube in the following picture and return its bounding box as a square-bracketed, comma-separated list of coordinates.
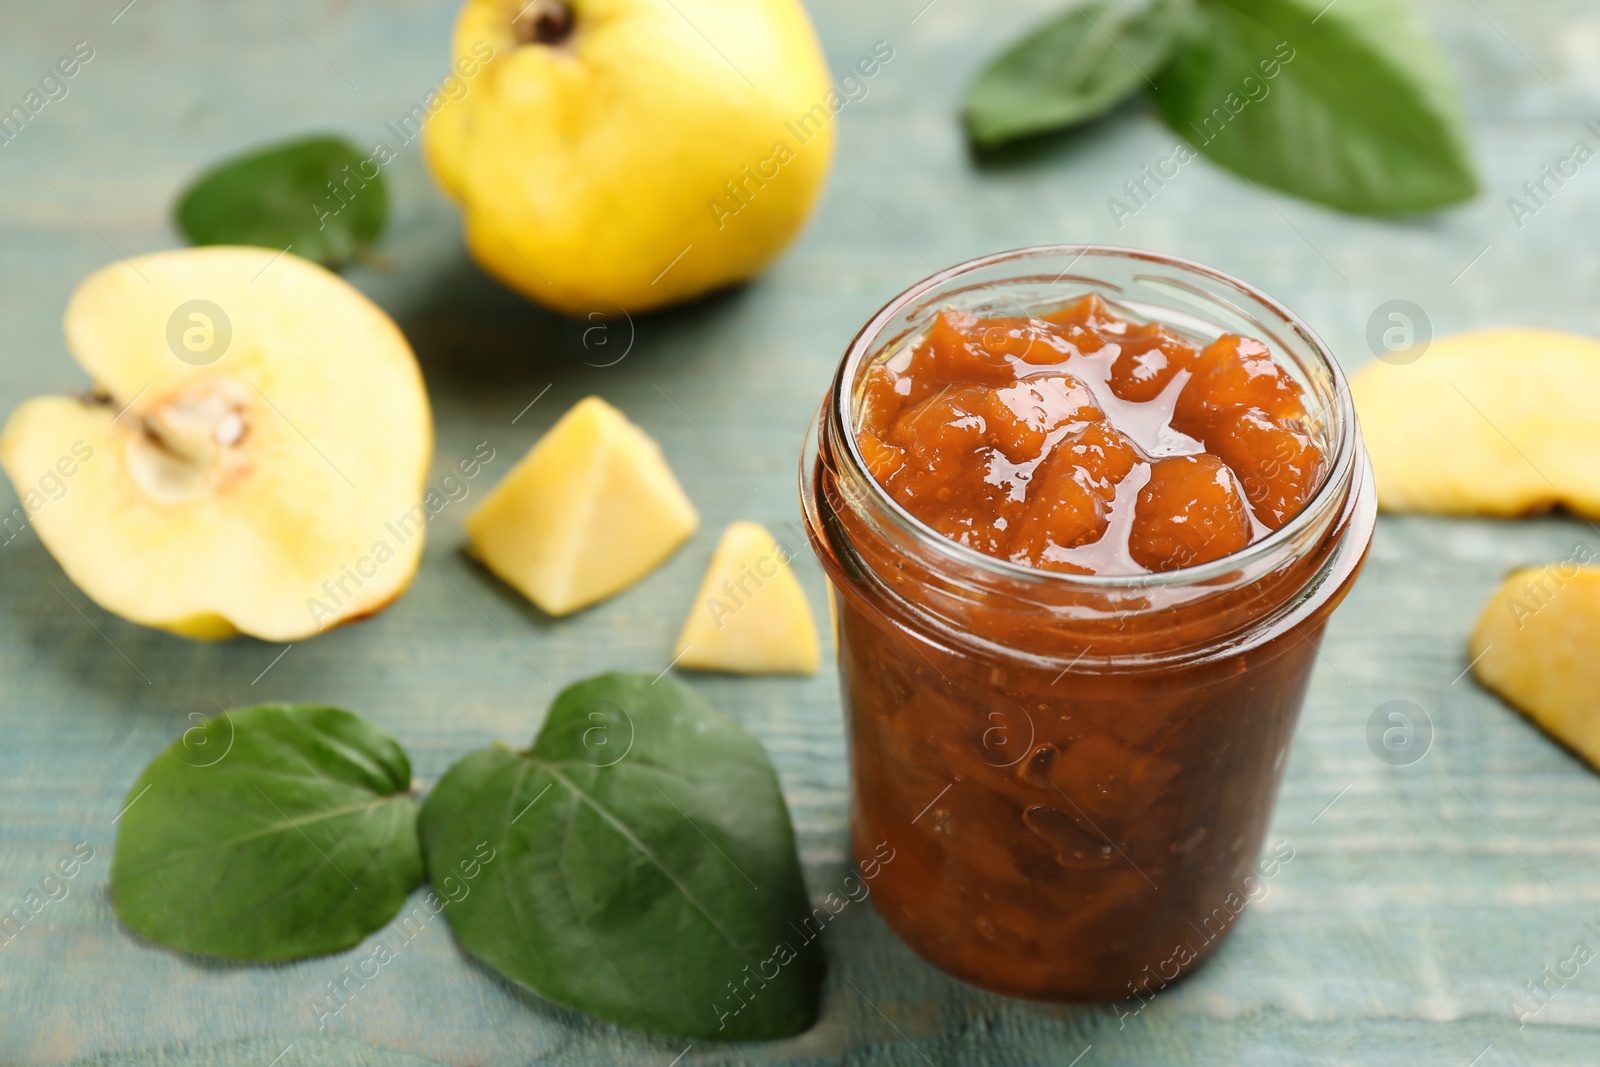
[674, 521, 819, 675]
[466, 396, 697, 616]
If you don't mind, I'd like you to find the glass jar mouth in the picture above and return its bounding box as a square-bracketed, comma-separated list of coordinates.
[827, 243, 1359, 591]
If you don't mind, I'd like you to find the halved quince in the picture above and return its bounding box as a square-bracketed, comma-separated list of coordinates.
[1351, 329, 1600, 517]
[465, 396, 697, 616]
[0, 247, 432, 641]
[674, 521, 819, 675]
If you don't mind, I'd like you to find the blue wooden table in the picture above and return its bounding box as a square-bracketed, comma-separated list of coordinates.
[3, 1, 1599, 1063]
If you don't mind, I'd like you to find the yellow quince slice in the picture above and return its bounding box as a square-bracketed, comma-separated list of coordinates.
[465, 396, 697, 616]
[1471, 558, 1600, 768]
[674, 521, 819, 675]
[1351, 328, 1600, 517]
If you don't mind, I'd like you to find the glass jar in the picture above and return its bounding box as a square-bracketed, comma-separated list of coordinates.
[799, 246, 1374, 1002]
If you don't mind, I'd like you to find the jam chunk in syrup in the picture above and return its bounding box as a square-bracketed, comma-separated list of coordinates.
[855, 296, 1325, 573]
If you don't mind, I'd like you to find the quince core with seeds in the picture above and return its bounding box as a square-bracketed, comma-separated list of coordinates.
[0, 247, 433, 641]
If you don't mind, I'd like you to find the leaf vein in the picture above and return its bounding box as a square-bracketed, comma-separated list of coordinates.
[535, 761, 757, 957]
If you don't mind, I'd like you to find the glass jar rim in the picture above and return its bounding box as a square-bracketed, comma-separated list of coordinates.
[827, 243, 1359, 591]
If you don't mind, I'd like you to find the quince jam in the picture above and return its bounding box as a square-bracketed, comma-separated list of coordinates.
[855, 295, 1324, 574]
[804, 262, 1375, 1005]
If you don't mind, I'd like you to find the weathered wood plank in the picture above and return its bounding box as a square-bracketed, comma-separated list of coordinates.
[3, 0, 1600, 1063]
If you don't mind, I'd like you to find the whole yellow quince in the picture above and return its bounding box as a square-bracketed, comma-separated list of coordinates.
[424, 0, 837, 314]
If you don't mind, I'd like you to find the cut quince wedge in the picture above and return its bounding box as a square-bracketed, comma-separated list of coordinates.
[465, 396, 697, 616]
[1471, 562, 1600, 769]
[0, 247, 432, 642]
[674, 521, 819, 675]
[1351, 329, 1600, 517]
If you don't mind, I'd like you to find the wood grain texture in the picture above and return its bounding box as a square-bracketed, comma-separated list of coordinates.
[2, 0, 1599, 1063]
